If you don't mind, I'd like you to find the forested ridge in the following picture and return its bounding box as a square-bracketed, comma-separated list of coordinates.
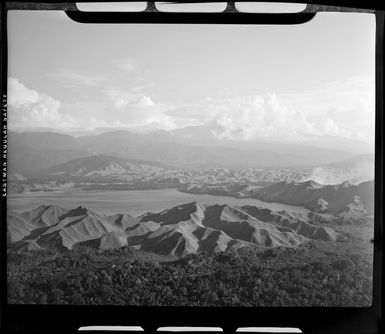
[8, 240, 372, 307]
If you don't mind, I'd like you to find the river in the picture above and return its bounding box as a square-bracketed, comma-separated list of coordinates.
[8, 188, 309, 217]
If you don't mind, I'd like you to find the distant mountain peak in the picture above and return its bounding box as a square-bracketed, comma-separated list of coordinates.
[42, 154, 170, 178]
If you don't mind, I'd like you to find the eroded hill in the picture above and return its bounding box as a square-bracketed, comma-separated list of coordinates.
[7, 200, 342, 256]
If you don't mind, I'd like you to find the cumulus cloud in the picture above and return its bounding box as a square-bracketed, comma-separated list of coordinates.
[102, 86, 201, 132]
[7, 77, 76, 130]
[7, 79, 185, 134]
[103, 87, 157, 109]
[207, 94, 316, 141]
[104, 87, 139, 108]
[194, 77, 375, 145]
[135, 96, 155, 108]
[103, 86, 173, 129]
[322, 99, 375, 143]
[8, 75, 374, 145]
[112, 75, 374, 143]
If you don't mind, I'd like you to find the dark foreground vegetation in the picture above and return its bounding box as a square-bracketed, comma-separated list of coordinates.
[8, 239, 372, 307]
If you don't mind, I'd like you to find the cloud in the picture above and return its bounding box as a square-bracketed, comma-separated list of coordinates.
[131, 82, 155, 92]
[104, 86, 158, 109]
[7, 79, 184, 134]
[206, 94, 315, 141]
[9, 75, 374, 145]
[102, 86, 200, 132]
[104, 87, 138, 108]
[280, 76, 375, 115]
[7, 79, 144, 133]
[183, 87, 374, 144]
[114, 58, 138, 73]
[97, 78, 376, 143]
[135, 96, 155, 108]
[7, 77, 76, 130]
[47, 70, 107, 87]
[104, 86, 153, 108]
[175, 75, 375, 144]
[322, 99, 375, 143]
[103, 86, 157, 109]
[60, 101, 112, 128]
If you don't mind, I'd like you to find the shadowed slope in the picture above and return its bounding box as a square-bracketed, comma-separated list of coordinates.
[7, 205, 67, 243]
[250, 180, 374, 216]
[8, 200, 339, 255]
[241, 206, 337, 242]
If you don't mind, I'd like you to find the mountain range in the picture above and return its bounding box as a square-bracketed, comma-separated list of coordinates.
[249, 179, 374, 216]
[8, 130, 370, 176]
[42, 155, 170, 178]
[8, 202, 337, 255]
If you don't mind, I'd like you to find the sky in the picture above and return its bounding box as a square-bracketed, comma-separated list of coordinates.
[7, 9, 375, 146]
